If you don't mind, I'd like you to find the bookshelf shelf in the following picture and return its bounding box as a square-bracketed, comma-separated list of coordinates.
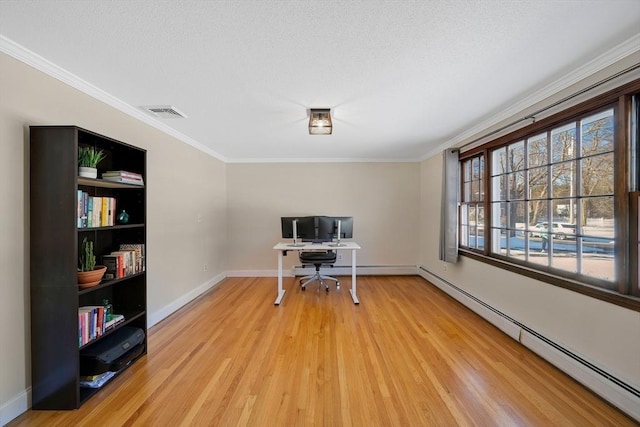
[78, 176, 144, 189]
[77, 271, 146, 295]
[30, 126, 147, 410]
[78, 223, 145, 232]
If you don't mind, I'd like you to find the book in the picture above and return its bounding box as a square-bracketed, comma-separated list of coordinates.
[78, 305, 106, 346]
[101, 197, 108, 227]
[119, 243, 145, 272]
[102, 255, 119, 280]
[92, 196, 102, 228]
[87, 196, 94, 228]
[111, 250, 133, 276]
[104, 313, 125, 330]
[102, 176, 144, 186]
[80, 371, 116, 388]
[102, 170, 143, 179]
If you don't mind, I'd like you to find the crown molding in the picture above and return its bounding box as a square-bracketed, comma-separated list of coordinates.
[0, 35, 228, 162]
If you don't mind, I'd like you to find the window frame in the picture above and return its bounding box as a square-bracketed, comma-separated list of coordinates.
[458, 79, 640, 311]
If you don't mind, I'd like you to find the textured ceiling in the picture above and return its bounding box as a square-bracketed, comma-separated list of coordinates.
[1, 0, 639, 162]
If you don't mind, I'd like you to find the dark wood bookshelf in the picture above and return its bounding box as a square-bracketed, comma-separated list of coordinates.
[30, 126, 147, 409]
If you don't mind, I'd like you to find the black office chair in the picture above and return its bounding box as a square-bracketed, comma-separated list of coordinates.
[298, 250, 340, 292]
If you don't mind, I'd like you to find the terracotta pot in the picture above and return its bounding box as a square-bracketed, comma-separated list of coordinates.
[77, 265, 107, 288]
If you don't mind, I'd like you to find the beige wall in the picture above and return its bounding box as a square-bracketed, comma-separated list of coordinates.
[226, 162, 420, 273]
[0, 53, 227, 416]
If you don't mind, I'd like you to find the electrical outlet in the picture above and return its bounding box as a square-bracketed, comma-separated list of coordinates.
[337, 253, 343, 261]
[203, 263, 208, 272]
[197, 214, 202, 223]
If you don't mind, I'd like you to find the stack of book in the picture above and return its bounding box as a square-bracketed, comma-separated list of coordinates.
[102, 170, 144, 186]
[78, 306, 124, 347]
[77, 191, 116, 228]
[80, 371, 116, 389]
[102, 243, 146, 280]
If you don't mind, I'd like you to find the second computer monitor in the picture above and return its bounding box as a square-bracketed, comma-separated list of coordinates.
[318, 216, 353, 242]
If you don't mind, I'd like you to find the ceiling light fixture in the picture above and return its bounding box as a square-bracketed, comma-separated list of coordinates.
[309, 108, 332, 135]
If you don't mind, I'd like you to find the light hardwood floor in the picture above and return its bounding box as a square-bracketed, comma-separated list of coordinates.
[9, 276, 636, 426]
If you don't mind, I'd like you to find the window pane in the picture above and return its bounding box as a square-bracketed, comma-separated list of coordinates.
[492, 147, 507, 176]
[477, 206, 485, 249]
[460, 225, 468, 247]
[528, 133, 548, 167]
[471, 180, 480, 202]
[553, 199, 578, 229]
[582, 196, 614, 235]
[551, 161, 575, 199]
[580, 153, 614, 197]
[492, 175, 506, 201]
[551, 123, 576, 163]
[528, 166, 548, 199]
[472, 157, 480, 180]
[491, 227, 503, 255]
[508, 171, 525, 200]
[580, 237, 615, 281]
[508, 141, 525, 172]
[492, 202, 507, 228]
[464, 181, 471, 202]
[460, 204, 468, 226]
[581, 109, 614, 157]
[551, 240, 577, 273]
[511, 201, 526, 231]
[463, 160, 471, 182]
[528, 200, 548, 229]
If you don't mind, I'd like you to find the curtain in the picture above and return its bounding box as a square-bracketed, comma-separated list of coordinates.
[439, 148, 459, 263]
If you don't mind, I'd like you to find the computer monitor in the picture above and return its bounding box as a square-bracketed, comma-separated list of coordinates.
[281, 216, 316, 246]
[318, 216, 353, 245]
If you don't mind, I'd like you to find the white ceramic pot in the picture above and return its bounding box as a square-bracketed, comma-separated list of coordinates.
[79, 166, 97, 179]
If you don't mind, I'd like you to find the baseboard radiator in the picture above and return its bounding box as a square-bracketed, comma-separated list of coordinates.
[418, 266, 640, 422]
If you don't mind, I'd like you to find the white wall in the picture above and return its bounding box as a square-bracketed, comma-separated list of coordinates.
[226, 162, 420, 273]
[0, 52, 228, 422]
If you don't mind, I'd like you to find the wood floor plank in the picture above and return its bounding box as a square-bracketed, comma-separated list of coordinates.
[8, 276, 637, 427]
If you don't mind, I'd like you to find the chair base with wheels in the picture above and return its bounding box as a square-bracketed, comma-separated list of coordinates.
[298, 251, 340, 292]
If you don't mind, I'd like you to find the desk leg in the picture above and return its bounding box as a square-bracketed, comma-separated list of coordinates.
[349, 249, 359, 304]
[274, 250, 286, 305]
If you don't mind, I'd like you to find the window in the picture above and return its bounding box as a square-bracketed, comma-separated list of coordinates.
[458, 80, 640, 309]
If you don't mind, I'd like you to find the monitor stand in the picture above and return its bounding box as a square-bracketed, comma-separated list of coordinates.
[287, 237, 306, 247]
[288, 220, 306, 247]
[328, 237, 346, 247]
[328, 220, 346, 247]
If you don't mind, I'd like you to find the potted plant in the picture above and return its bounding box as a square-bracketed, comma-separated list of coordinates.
[77, 237, 106, 288]
[78, 146, 106, 179]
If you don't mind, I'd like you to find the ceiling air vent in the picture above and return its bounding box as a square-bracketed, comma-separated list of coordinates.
[141, 105, 188, 119]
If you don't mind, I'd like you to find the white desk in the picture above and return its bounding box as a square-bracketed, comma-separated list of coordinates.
[273, 241, 361, 305]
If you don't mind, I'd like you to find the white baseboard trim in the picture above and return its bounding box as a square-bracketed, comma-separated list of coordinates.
[1, 387, 30, 426]
[520, 330, 640, 421]
[147, 272, 227, 328]
[227, 265, 418, 278]
[418, 265, 640, 422]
